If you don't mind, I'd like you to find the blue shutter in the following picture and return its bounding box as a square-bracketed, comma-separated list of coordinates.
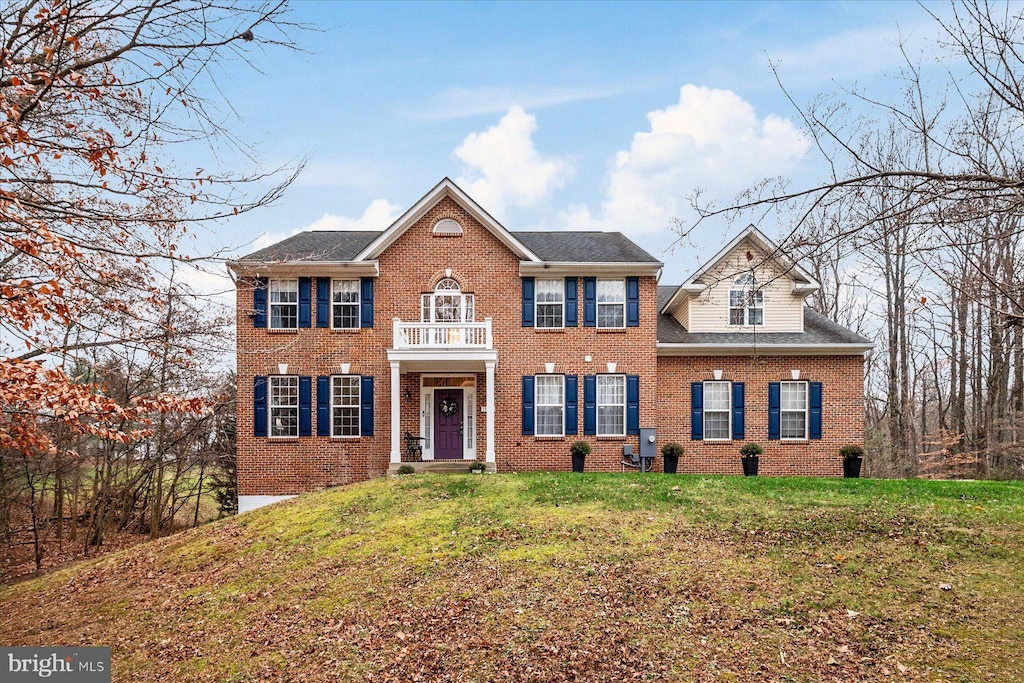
[768, 382, 781, 440]
[583, 278, 597, 327]
[521, 277, 535, 327]
[690, 382, 703, 440]
[360, 278, 374, 328]
[253, 278, 267, 328]
[565, 278, 578, 327]
[298, 376, 312, 436]
[298, 278, 312, 328]
[583, 375, 597, 435]
[565, 375, 578, 435]
[731, 381, 745, 441]
[360, 376, 374, 436]
[626, 375, 640, 435]
[254, 376, 268, 437]
[316, 279, 330, 328]
[317, 376, 330, 437]
[809, 382, 823, 440]
[522, 376, 535, 435]
[626, 277, 640, 327]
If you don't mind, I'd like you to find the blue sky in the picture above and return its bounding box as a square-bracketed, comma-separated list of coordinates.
[187, 1, 947, 291]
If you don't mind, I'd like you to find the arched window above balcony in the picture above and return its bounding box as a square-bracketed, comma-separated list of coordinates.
[422, 278, 474, 322]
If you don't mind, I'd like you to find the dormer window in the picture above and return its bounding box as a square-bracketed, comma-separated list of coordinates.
[729, 273, 763, 326]
[432, 218, 463, 236]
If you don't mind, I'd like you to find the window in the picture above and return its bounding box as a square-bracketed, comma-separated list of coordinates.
[421, 278, 474, 323]
[332, 279, 359, 329]
[269, 376, 298, 437]
[597, 279, 625, 328]
[729, 274, 763, 326]
[331, 375, 360, 437]
[535, 279, 564, 328]
[535, 375, 565, 436]
[269, 279, 298, 329]
[432, 218, 463, 235]
[703, 381, 731, 440]
[597, 374, 626, 436]
[780, 381, 808, 440]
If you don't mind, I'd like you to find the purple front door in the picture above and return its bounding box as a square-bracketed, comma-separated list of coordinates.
[434, 389, 463, 460]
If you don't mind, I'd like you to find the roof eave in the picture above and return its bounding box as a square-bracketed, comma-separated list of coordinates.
[227, 260, 380, 277]
[656, 342, 875, 357]
[519, 261, 662, 277]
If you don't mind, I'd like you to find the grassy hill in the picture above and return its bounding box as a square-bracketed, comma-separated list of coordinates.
[2, 473, 1022, 682]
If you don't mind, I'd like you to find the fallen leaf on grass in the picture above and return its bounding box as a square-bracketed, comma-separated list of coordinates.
[939, 582, 953, 591]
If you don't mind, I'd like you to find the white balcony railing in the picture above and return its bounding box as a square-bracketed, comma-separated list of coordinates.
[393, 318, 493, 349]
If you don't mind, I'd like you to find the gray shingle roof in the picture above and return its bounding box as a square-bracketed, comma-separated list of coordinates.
[236, 229, 661, 264]
[656, 285, 872, 346]
[511, 231, 660, 263]
[238, 231, 381, 262]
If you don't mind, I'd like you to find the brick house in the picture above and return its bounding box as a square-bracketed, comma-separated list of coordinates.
[229, 178, 872, 512]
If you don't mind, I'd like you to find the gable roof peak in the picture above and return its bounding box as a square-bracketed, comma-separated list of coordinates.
[352, 177, 541, 262]
[660, 223, 820, 315]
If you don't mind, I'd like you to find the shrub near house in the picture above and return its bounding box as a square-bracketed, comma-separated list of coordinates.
[229, 178, 873, 511]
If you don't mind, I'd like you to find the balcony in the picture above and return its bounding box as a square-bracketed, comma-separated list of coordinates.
[392, 318, 493, 350]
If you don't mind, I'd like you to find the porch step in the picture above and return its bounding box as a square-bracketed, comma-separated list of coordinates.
[388, 461, 497, 475]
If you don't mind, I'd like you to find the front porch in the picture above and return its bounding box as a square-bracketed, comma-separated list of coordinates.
[386, 460, 498, 475]
[387, 318, 498, 468]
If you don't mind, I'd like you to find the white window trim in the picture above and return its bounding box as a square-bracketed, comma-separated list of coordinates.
[780, 380, 809, 442]
[330, 374, 361, 439]
[728, 276, 764, 327]
[269, 278, 299, 330]
[702, 380, 732, 442]
[421, 290, 475, 322]
[534, 374, 566, 437]
[535, 278, 565, 329]
[331, 279, 361, 330]
[268, 375, 299, 438]
[596, 279, 626, 329]
[596, 374, 626, 437]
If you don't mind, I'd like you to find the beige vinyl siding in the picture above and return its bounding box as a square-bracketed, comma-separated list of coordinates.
[685, 240, 805, 333]
[671, 298, 690, 331]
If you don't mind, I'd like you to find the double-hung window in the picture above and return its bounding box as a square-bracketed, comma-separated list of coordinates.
[780, 381, 808, 440]
[535, 279, 564, 328]
[597, 374, 626, 436]
[535, 375, 565, 436]
[331, 375, 360, 437]
[703, 381, 731, 440]
[729, 274, 763, 326]
[269, 376, 299, 437]
[269, 279, 298, 329]
[332, 280, 359, 329]
[597, 279, 625, 328]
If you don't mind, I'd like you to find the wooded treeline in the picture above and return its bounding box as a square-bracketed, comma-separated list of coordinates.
[687, 0, 1024, 480]
[0, 0, 295, 579]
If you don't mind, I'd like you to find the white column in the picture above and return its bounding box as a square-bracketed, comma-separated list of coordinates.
[390, 361, 402, 464]
[485, 361, 496, 463]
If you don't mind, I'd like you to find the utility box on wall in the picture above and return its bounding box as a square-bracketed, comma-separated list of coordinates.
[640, 428, 656, 458]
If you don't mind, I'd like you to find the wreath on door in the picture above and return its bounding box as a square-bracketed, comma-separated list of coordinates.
[439, 398, 459, 417]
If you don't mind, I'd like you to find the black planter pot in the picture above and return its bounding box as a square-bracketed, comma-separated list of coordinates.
[741, 455, 760, 476]
[571, 453, 586, 473]
[843, 456, 863, 478]
[663, 455, 679, 474]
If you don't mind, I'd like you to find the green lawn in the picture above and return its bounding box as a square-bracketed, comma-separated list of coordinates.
[2, 474, 1022, 682]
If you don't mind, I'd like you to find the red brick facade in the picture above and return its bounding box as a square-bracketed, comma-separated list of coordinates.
[234, 186, 868, 500]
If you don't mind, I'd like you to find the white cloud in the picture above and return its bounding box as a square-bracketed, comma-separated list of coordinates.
[454, 106, 574, 217]
[561, 85, 810, 235]
[251, 199, 402, 252]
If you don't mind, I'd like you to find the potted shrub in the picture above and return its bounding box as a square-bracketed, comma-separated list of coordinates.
[469, 461, 486, 474]
[661, 442, 683, 474]
[840, 444, 864, 478]
[570, 440, 590, 473]
[739, 442, 763, 476]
